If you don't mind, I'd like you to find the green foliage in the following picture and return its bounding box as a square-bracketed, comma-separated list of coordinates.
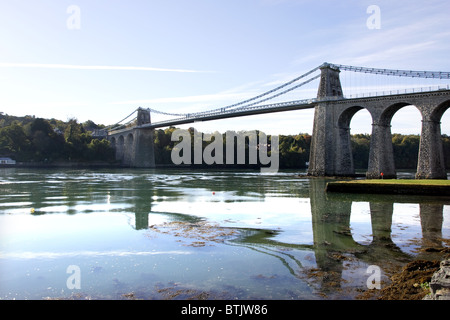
[392, 134, 421, 169]
[2, 112, 450, 169]
[152, 129, 450, 170]
[278, 134, 311, 168]
[351, 134, 371, 169]
[0, 114, 114, 163]
[0, 121, 32, 160]
[443, 135, 450, 169]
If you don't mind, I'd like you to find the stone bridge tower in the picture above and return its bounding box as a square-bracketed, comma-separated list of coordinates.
[308, 64, 347, 176]
[316, 63, 343, 100]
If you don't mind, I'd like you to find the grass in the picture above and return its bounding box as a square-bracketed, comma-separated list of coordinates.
[335, 179, 450, 186]
[326, 179, 450, 195]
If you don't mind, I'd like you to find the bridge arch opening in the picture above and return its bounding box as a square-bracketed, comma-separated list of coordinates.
[378, 103, 419, 127]
[383, 103, 422, 176]
[110, 137, 116, 149]
[336, 106, 372, 175]
[431, 100, 450, 123]
[433, 100, 450, 175]
[116, 135, 125, 162]
[123, 133, 134, 166]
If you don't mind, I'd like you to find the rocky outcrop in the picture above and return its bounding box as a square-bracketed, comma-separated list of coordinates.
[424, 259, 450, 300]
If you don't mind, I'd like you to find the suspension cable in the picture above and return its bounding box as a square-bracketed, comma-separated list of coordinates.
[109, 62, 450, 130]
[216, 65, 321, 111]
[146, 65, 322, 118]
[329, 63, 450, 79]
[234, 74, 320, 111]
[105, 108, 139, 130]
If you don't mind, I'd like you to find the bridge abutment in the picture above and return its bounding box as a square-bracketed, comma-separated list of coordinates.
[108, 108, 156, 168]
[130, 128, 156, 168]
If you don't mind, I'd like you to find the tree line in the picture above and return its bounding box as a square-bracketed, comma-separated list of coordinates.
[2, 113, 450, 169]
[154, 127, 450, 169]
[0, 114, 114, 162]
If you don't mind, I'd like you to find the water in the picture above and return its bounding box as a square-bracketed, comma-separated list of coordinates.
[0, 168, 449, 300]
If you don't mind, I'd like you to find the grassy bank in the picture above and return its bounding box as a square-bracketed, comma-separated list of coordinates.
[326, 179, 450, 196]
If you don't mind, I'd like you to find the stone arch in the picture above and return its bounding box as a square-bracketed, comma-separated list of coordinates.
[430, 99, 450, 123]
[367, 102, 422, 179]
[377, 102, 420, 127]
[123, 133, 134, 166]
[110, 137, 116, 149]
[335, 105, 372, 176]
[337, 106, 366, 129]
[116, 135, 125, 162]
[126, 133, 134, 144]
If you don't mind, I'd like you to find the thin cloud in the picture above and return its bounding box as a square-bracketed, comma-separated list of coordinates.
[111, 92, 251, 105]
[0, 62, 209, 73]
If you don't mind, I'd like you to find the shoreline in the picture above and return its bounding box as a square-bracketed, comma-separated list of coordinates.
[0, 161, 121, 169]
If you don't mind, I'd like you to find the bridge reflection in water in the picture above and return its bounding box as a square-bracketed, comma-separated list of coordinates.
[307, 179, 445, 295]
[127, 177, 448, 297]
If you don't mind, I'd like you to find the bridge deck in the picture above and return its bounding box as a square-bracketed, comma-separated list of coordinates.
[111, 100, 316, 134]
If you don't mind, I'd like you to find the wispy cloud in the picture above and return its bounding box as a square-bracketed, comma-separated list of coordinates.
[0, 62, 209, 73]
[111, 92, 252, 106]
[291, 2, 450, 70]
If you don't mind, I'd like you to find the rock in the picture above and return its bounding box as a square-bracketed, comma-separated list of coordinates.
[424, 259, 450, 300]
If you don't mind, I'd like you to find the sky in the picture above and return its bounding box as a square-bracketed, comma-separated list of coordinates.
[1, 0, 450, 135]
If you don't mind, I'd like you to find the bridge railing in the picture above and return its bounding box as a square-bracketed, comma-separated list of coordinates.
[344, 84, 450, 99]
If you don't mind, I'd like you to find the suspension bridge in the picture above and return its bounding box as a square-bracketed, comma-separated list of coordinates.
[107, 62, 450, 179]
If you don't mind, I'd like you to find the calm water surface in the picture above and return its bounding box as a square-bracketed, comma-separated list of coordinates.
[0, 168, 449, 300]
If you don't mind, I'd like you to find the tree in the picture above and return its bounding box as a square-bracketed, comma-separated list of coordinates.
[351, 134, 370, 169]
[0, 121, 32, 160]
[392, 134, 420, 169]
[83, 120, 99, 132]
[64, 119, 88, 159]
[87, 139, 115, 161]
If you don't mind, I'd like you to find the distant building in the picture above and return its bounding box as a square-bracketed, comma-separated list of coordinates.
[53, 127, 64, 135]
[91, 129, 108, 139]
[0, 157, 16, 165]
